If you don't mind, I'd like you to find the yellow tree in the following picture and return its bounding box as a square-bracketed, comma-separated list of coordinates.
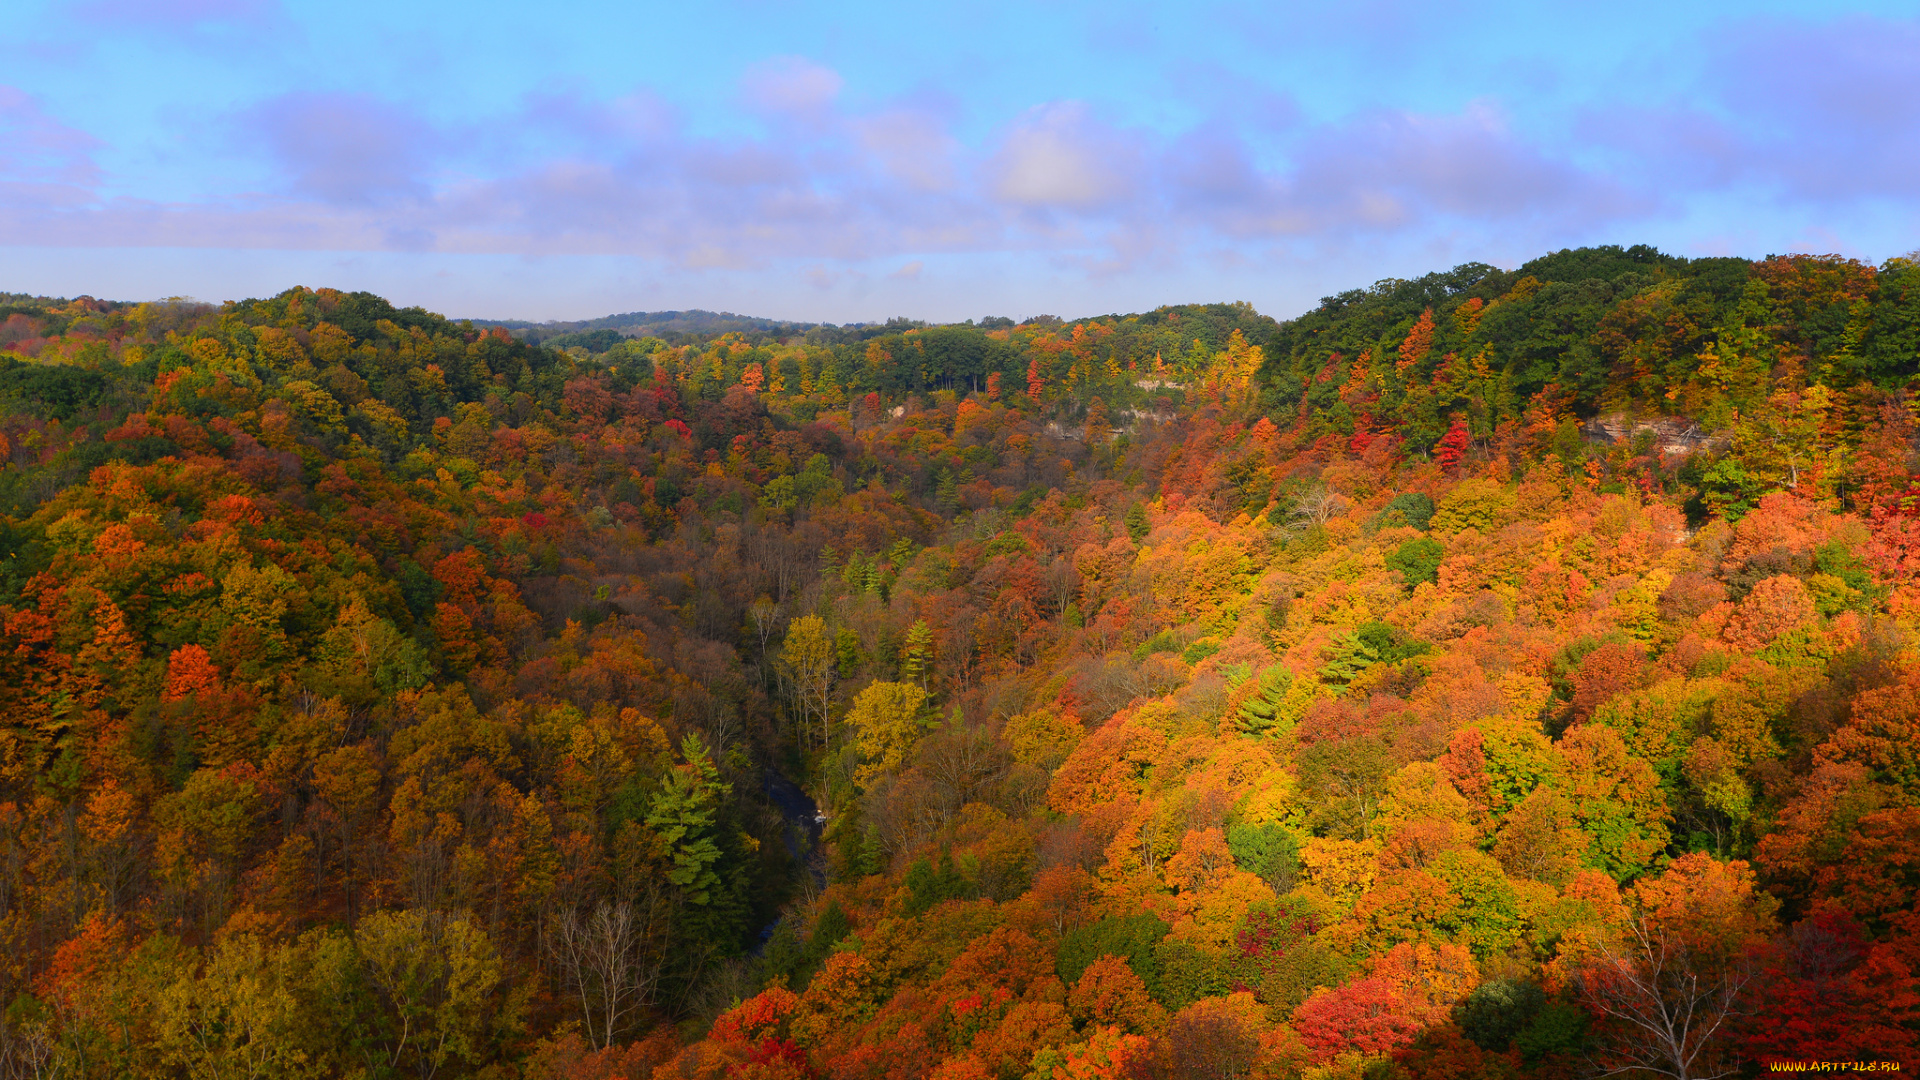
[846, 680, 929, 787]
[355, 908, 511, 1080]
[155, 934, 311, 1079]
[1209, 329, 1263, 393]
[781, 615, 836, 749]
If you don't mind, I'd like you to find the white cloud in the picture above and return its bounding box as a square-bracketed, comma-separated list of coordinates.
[858, 109, 959, 192]
[988, 102, 1134, 209]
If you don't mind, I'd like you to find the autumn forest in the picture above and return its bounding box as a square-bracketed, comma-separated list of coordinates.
[1, 243, 1918, 1079]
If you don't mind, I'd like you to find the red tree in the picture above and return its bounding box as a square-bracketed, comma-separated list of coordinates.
[1741, 907, 1920, 1063]
[1398, 308, 1435, 368]
[162, 644, 225, 709]
[1435, 419, 1470, 474]
[1292, 978, 1424, 1061]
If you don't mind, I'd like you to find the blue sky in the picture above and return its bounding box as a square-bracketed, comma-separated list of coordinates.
[2, 0, 1916, 323]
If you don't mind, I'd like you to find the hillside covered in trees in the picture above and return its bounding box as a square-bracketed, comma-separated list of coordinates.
[0, 245, 1917, 1078]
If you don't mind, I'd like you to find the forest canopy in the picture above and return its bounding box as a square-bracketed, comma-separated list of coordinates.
[0, 248, 1917, 1078]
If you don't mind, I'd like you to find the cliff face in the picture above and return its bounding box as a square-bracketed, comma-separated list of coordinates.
[1581, 413, 1729, 456]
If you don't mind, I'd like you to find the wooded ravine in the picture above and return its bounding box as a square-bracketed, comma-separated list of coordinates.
[0, 244, 1916, 1078]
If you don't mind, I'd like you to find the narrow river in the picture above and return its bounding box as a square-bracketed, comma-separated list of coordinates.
[758, 767, 826, 951]
[762, 767, 826, 883]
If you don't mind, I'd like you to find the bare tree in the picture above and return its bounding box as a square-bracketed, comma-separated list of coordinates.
[1067, 653, 1183, 722]
[1287, 486, 1348, 529]
[864, 768, 942, 860]
[861, 721, 1014, 862]
[917, 721, 1013, 817]
[547, 889, 670, 1050]
[1044, 556, 1079, 618]
[0, 1015, 57, 1080]
[748, 596, 781, 670]
[744, 526, 811, 605]
[1576, 915, 1757, 1080]
[1157, 1001, 1262, 1080]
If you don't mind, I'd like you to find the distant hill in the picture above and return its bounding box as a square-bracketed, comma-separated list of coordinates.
[471, 308, 843, 348]
[474, 302, 1282, 357]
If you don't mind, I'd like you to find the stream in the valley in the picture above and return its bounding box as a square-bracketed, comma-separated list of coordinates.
[763, 767, 825, 868]
[759, 767, 827, 948]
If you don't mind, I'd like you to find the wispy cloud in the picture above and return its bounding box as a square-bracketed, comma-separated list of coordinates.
[741, 56, 845, 119]
[1573, 15, 1920, 215]
[7, 15, 1920, 284]
[1713, 15, 1920, 202]
[1263, 102, 1643, 235]
[0, 86, 103, 217]
[245, 92, 442, 207]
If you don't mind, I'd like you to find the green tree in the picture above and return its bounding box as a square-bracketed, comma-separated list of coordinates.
[899, 619, 935, 691]
[1057, 914, 1172, 1001]
[1318, 629, 1384, 694]
[1695, 456, 1767, 522]
[936, 468, 960, 513]
[1716, 385, 1840, 506]
[1372, 492, 1436, 531]
[759, 474, 798, 512]
[1234, 664, 1294, 736]
[793, 453, 841, 503]
[645, 733, 732, 905]
[1386, 536, 1444, 588]
[1431, 849, 1525, 958]
[1456, 977, 1546, 1052]
[309, 595, 431, 705]
[1560, 725, 1671, 881]
[1225, 820, 1300, 891]
[834, 626, 865, 676]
